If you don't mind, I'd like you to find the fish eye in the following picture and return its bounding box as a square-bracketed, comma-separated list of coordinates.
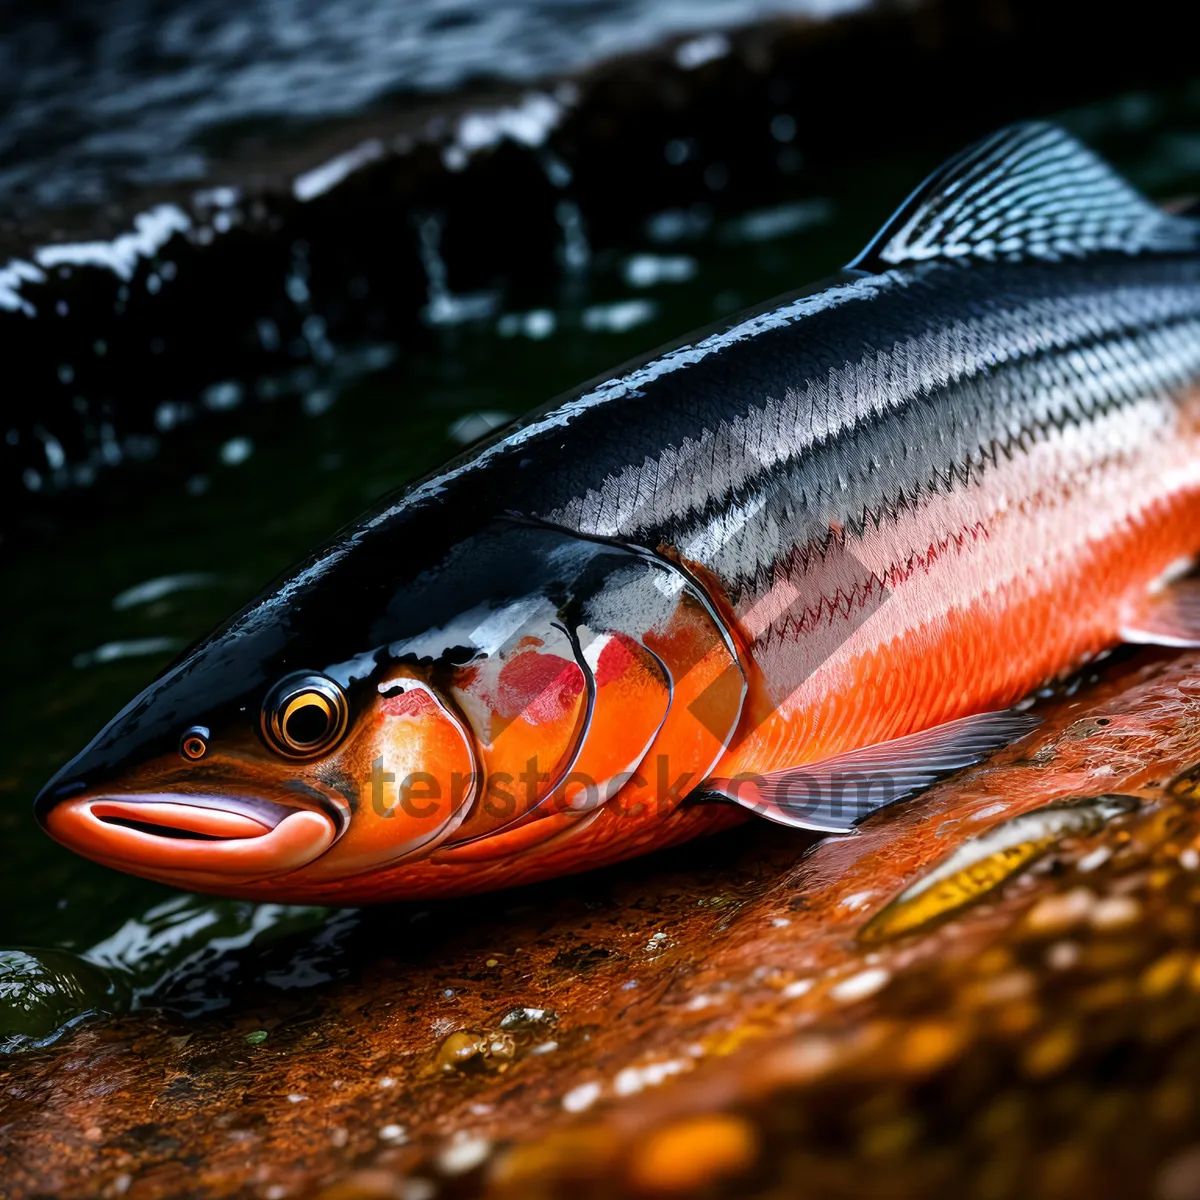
[261, 672, 349, 759]
[180, 726, 209, 760]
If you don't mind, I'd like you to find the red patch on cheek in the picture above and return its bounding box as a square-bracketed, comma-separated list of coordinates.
[496, 652, 584, 723]
[380, 688, 437, 718]
[593, 633, 638, 687]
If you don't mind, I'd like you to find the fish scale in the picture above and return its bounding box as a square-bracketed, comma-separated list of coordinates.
[553, 278, 1200, 596]
[640, 272, 1200, 571]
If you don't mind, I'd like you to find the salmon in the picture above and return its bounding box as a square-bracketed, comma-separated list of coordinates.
[35, 123, 1200, 903]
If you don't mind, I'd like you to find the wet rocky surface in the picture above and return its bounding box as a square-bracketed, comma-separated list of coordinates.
[8, 644, 1200, 1197]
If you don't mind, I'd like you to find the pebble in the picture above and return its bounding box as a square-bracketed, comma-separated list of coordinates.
[1156, 1144, 1200, 1200]
[612, 1059, 688, 1096]
[1023, 887, 1096, 935]
[312, 1172, 378, 1199]
[897, 1022, 966, 1073]
[1089, 895, 1142, 931]
[1021, 1024, 1079, 1078]
[1077, 846, 1112, 872]
[830, 967, 890, 1004]
[781, 978, 815, 999]
[562, 1081, 602, 1113]
[1140, 952, 1192, 998]
[625, 1114, 759, 1195]
[437, 1134, 491, 1175]
[960, 970, 1035, 1007]
[1045, 941, 1081, 970]
[499, 1006, 555, 1030]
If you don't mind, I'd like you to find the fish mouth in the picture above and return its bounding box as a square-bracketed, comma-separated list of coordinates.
[41, 791, 337, 883]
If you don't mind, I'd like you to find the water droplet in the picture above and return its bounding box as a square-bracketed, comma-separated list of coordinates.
[220, 437, 253, 466]
[429, 1028, 515, 1075]
[431, 1030, 481, 1071]
[770, 113, 797, 143]
[498, 1006, 556, 1030]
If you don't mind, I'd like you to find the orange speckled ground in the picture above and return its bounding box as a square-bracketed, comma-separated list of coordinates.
[8, 645, 1200, 1199]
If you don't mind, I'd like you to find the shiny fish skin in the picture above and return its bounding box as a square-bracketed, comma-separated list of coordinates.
[445, 258, 1200, 773]
[33, 124, 1200, 903]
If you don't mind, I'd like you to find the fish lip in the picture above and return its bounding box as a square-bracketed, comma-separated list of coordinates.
[42, 791, 338, 882]
[82, 789, 292, 828]
[33, 773, 88, 826]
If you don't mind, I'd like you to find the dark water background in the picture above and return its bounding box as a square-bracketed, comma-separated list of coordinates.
[4, 0, 1200, 1048]
[0, 0, 851, 213]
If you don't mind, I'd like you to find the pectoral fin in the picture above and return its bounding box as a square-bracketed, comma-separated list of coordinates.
[706, 710, 1040, 834]
[1120, 577, 1200, 648]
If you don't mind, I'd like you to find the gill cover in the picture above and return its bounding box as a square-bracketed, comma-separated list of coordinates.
[35, 511, 749, 897]
[295, 673, 479, 880]
[374, 521, 749, 865]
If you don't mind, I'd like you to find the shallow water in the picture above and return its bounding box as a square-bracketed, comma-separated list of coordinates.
[4, 79, 1200, 1048]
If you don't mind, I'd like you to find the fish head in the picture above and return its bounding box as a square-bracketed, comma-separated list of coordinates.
[32, 628, 490, 898]
[32, 591, 329, 893]
[36, 518, 745, 900]
[29, 519, 583, 897]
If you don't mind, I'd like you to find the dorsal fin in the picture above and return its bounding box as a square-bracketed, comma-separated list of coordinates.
[851, 122, 1199, 272]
